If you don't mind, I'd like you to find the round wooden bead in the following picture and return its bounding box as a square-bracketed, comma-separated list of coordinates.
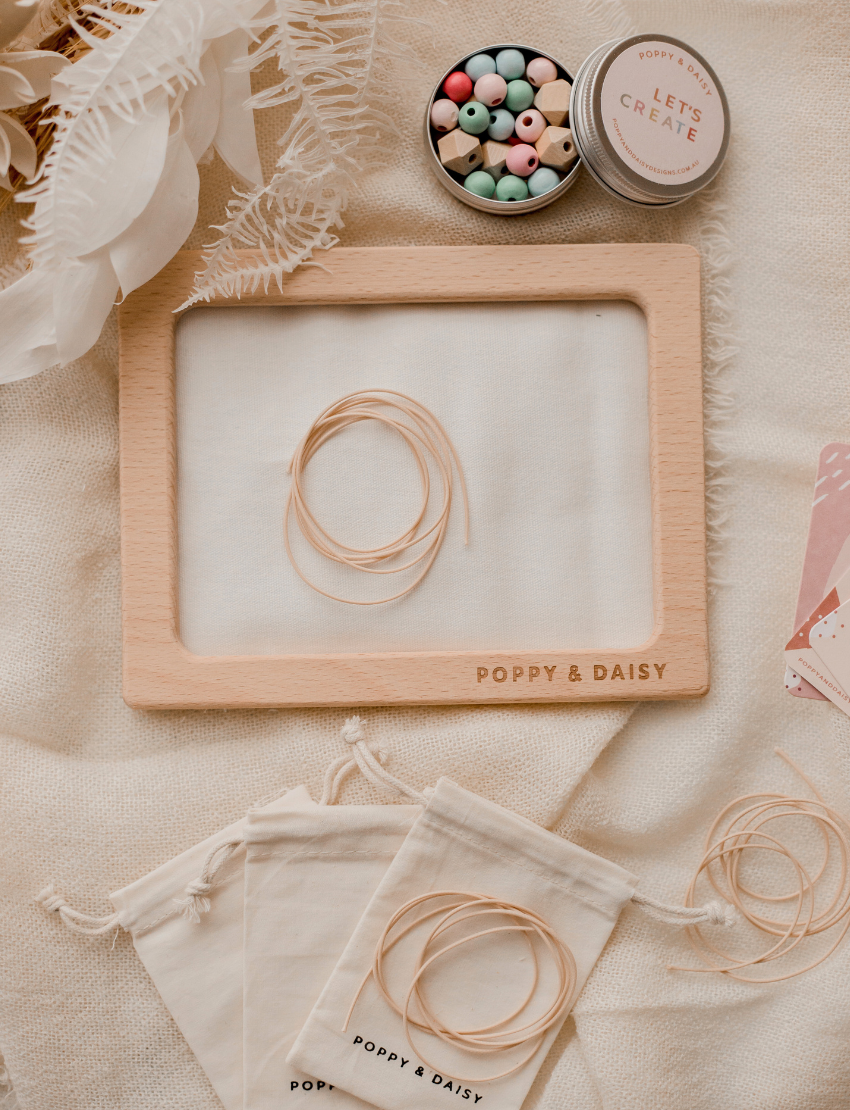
[514, 108, 546, 142]
[474, 73, 507, 107]
[487, 108, 514, 141]
[505, 79, 534, 112]
[495, 48, 525, 80]
[527, 166, 560, 196]
[458, 100, 491, 135]
[495, 174, 529, 202]
[464, 170, 496, 198]
[526, 57, 557, 87]
[465, 53, 496, 81]
[505, 142, 539, 176]
[507, 136, 523, 146]
[430, 99, 459, 133]
[443, 71, 473, 103]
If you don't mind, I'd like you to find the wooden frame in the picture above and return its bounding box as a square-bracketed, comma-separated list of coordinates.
[119, 244, 708, 708]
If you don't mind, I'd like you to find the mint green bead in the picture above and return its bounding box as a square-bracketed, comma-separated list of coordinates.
[495, 48, 525, 80]
[458, 100, 490, 135]
[464, 170, 496, 198]
[505, 79, 534, 112]
[495, 174, 529, 202]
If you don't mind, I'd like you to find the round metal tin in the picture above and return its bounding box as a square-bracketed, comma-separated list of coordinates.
[570, 34, 730, 207]
[424, 44, 581, 216]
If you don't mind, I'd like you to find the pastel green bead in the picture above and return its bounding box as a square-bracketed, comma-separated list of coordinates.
[505, 79, 534, 112]
[495, 48, 526, 80]
[464, 170, 496, 198]
[527, 166, 560, 196]
[458, 100, 490, 135]
[495, 174, 529, 202]
[464, 53, 496, 81]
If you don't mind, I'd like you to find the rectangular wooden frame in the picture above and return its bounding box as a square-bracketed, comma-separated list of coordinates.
[119, 244, 708, 708]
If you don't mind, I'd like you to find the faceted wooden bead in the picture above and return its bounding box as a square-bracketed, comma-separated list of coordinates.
[487, 108, 514, 141]
[526, 57, 557, 87]
[430, 99, 459, 133]
[514, 108, 546, 142]
[465, 53, 496, 81]
[505, 79, 534, 112]
[495, 174, 529, 202]
[464, 170, 496, 198]
[495, 48, 525, 80]
[505, 142, 539, 177]
[443, 71, 473, 103]
[473, 73, 507, 107]
[533, 79, 571, 126]
[481, 140, 512, 181]
[437, 128, 483, 174]
[458, 100, 491, 135]
[534, 126, 577, 169]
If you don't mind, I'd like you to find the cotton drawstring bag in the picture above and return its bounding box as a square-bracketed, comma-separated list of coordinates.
[107, 785, 316, 1110]
[242, 801, 422, 1110]
[288, 776, 637, 1110]
[35, 720, 424, 1110]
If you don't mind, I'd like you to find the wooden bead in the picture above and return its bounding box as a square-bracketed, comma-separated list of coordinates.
[527, 166, 560, 196]
[487, 108, 514, 141]
[494, 174, 528, 202]
[480, 140, 512, 181]
[534, 126, 577, 169]
[464, 170, 496, 198]
[495, 48, 525, 80]
[443, 71, 473, 103]
[430, 99, 459, 133]
[464, 53, 496, 81]
[505, 143, 538, 177]
[533, 79, 571, 126]
[458, 100, 490, 135]
[514, 108, 546, 143]
[526, 57, 557, 87]
[437, 128, 483, 174]
[505, 79, 534, 112]
[473, 73, 507, 107]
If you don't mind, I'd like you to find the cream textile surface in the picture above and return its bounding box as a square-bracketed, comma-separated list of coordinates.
[175, 300, 653, 652]
[0, 2, 849, 1110]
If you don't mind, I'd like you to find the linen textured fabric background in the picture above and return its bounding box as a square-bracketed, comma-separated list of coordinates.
[0, 0, 848, 1108]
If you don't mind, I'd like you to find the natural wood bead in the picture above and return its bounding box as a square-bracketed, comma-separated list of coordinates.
[535, 126, 576, 169]
[437, 128, 483, 174]
[480, 140, 512, 181]
[533, 79, 571, 126]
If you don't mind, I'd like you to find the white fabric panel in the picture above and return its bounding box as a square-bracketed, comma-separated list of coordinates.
[175, 301, 653, 655]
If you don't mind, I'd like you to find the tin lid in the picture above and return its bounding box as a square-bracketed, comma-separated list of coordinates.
[570, 34, 730, 207]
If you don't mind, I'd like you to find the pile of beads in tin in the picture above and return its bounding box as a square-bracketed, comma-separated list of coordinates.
[430, 49, 577, 203]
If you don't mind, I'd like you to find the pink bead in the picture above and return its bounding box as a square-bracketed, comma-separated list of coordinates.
[505, 143, 539, 177]
[430, 98, 459, 132]
[473, 73, 507, 107]
[514, 108, 546, 142]
[443, 71, 473, 103]
[526, 57, 558, 87]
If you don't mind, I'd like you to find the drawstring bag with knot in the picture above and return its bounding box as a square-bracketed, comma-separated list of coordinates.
[37, 718, 743, 1110]
[36, 719, 421, 1110]
[288, 775, 732, 1110]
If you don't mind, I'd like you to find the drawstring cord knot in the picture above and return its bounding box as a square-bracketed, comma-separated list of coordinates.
[320, 716, 427, 806]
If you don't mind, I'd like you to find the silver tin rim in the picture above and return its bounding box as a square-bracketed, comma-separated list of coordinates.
[424, 44, 582, 216]
[570, 34, 730, 208]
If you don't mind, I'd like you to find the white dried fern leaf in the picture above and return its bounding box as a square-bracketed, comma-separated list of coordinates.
[19, 0, 214, 268]
[184, 0, 415, 305]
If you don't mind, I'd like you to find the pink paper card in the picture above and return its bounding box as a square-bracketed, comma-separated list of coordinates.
[805, 592, 850, 709]
[785, 443, 850, 699]
[784, 565, 850, 715]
